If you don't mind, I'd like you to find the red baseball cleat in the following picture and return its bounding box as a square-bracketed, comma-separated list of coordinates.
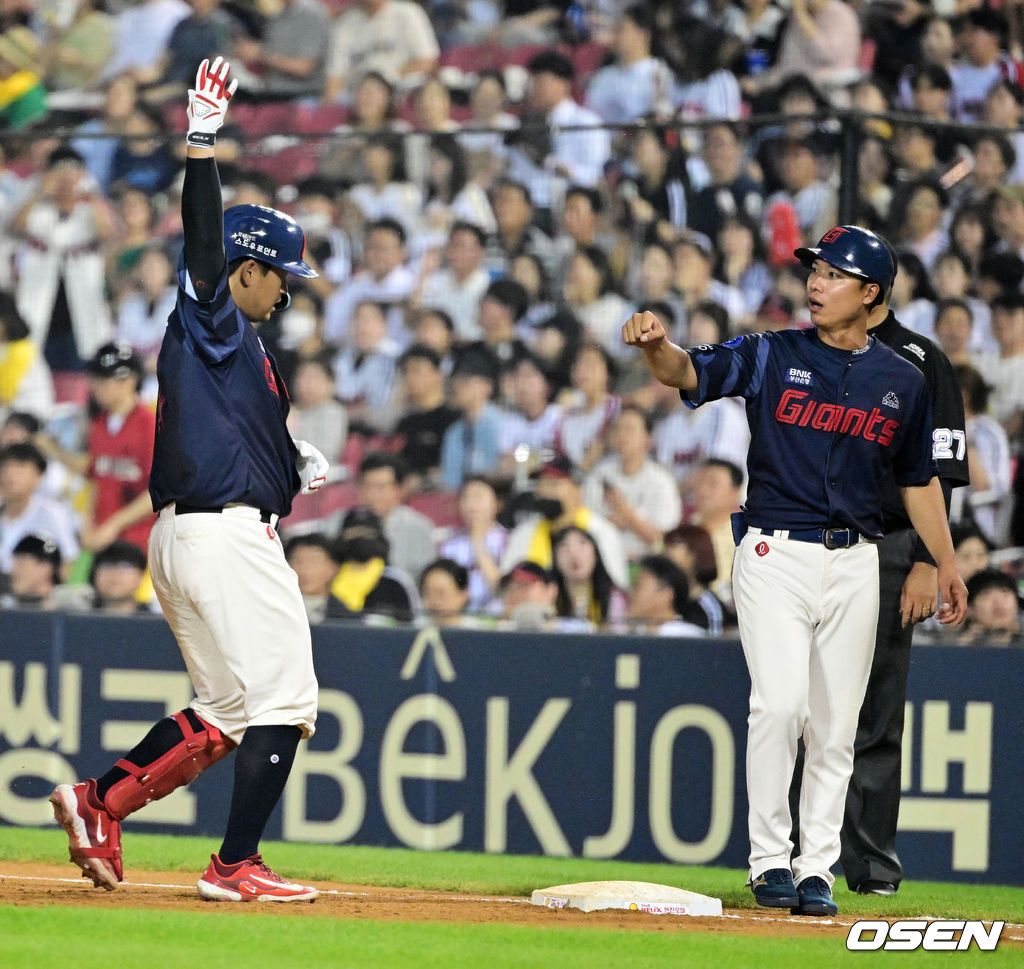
[197, 853, 318, 902]
[49, 780, 123, 891]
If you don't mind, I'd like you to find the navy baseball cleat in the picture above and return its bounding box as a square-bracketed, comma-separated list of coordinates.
[749, 868, 799, 907]
[792, 876, 838, 916]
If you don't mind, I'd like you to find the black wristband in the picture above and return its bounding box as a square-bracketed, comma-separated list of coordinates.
[186, 131, 216, 149]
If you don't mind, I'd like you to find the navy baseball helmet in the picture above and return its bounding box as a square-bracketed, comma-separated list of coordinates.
[223, 204, 318, 278]
[795, 225, 896, 294]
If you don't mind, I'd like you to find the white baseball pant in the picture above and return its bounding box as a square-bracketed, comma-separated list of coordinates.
[732, 528, 879, 888]
[148, 505, 318, 744]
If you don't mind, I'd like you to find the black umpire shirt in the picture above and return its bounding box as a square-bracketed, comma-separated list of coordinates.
[869, 310, 970, 552]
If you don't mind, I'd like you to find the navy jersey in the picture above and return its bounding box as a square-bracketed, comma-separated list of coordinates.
[683, 328, 937, 539]
[148, 258, 300, 516]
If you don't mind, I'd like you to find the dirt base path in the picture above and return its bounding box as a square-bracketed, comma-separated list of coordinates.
[2, 862, 1021, 945]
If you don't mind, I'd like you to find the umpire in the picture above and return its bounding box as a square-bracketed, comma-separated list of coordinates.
[840, 253, 969, 895]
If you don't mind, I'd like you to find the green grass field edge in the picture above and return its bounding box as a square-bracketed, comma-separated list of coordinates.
[2, 825, 1022, 922]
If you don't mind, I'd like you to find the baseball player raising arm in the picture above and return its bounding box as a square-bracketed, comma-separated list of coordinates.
[50, 56, 328, 903]
[623, 226, 966, 918]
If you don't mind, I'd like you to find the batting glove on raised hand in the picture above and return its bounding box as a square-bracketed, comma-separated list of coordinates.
[186, 56, 238, 149]
[294, 439, 329, 495]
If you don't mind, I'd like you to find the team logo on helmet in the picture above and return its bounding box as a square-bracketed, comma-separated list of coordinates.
[820, 227, 848, 244]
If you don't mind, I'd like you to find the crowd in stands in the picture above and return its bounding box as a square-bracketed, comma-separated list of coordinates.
[3, 0, 1024, 646]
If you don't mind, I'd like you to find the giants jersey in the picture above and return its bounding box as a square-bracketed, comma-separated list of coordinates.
[149, 258, 299, 516]
[683, 328, 937, 538]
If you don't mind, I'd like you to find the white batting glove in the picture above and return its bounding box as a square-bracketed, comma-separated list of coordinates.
[186, 56, 238, 149]
[294, 439, 329, 495]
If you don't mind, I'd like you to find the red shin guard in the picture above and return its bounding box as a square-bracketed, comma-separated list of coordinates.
[103, 711, 237, 820]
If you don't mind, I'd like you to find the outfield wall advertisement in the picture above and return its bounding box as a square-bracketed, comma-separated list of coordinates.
[1, 611, 1021, 885]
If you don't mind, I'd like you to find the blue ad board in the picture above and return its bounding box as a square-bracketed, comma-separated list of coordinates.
[0, 611, 1020, 885]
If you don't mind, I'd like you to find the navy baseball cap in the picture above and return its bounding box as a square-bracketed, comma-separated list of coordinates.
[88, 342, 144, 380]
[795, 225, 897, 294]
[12, 534, 61, 572]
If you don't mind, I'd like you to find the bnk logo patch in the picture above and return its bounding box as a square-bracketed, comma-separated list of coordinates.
[786, 368, 813, 386]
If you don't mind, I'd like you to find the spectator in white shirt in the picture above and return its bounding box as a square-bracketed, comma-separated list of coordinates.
[507, 49, 612, 213]
[348, 134, 423, 242]
[287, 353, 348, 478]
[973, 290, 1024, 437]
[417, 221, 492, 341]
[582, 404, 682, 561]
[563, 245, 635, 358]
[439, 475, 508, 614]
[585, 4, 675, 124]
[115, 244, 176, 368]
[421, 135, 496, 244]
[555, 343, 621, 472]
[357, 452, 437, 583]
[0, 442, 79, 578]
[324, 0, 440, 103]
[498, 351, 562, 470]
[332, 300, 401, 433]
[625, 554, 705, 638]
[954, 363, 1013, 546]
[323, 217, 416, 344]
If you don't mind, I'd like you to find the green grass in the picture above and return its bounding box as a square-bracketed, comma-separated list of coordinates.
[2, 826, 1022, 968]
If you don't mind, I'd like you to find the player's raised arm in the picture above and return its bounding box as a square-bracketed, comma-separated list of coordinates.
[900, 478, 968, 626]
[622, 310, 699, 390]
[182, 57, 238, 297]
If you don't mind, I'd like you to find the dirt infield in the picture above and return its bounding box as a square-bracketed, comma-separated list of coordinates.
[1, 861, 1021, 945]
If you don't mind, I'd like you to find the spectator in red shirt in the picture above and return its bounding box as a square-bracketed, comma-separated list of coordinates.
[39, 342, 155, 554]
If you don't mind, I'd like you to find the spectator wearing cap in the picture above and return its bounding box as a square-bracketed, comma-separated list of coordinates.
[323, 0, 440, 104]
[11, 145, 116, 373]
[0, 291, 55, 424]
[38, 342, 156, 556]
[625, 554, 704, 638]
[439, 475, 508, 614]
[440, 351, 505, 490]
[688, 124, 764, 245]
[417, 222, 492, 341]
[581, 405, 681, 562]
[953, 363, 1013, 546]
[502, 454, 629, 591]
[2, 533, 62, 609]
[974, 291, 1024, 437]
[86, 540, 149, 614]
[505, 49, 612, 215]
[959, 568, 1024, 647]
[740, 0, 861, 101]
[0, 442, 79, 577]
[671, 232, 746, 327]
[392, 344, 461, 485]
[585, 4, 675, 125]
[323, 218, 416, 346]
[499, 559, 589, 633]
[283, 532, 343, 625]
[328, 506, 420, 623]
[950, 8, 1024, 124]
[357, 453, 437, 583]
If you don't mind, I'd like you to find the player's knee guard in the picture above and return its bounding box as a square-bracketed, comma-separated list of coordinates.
[103, 711, 236, 820]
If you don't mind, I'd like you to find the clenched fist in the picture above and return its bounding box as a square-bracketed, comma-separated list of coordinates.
[621, 310, 668, 348]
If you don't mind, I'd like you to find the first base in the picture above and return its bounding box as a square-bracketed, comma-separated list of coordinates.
[530, 880, 722, 916]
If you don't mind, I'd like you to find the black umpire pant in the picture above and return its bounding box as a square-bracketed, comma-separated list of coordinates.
[840, 527, 917, 890]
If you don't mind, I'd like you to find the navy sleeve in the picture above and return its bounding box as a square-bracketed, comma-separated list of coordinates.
[182, 156, 226, 301]
[681, 334, 770, 407]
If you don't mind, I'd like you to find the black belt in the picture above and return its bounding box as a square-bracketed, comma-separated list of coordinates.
[175, 503, 275, 524]
[759, 527, 865, 550]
